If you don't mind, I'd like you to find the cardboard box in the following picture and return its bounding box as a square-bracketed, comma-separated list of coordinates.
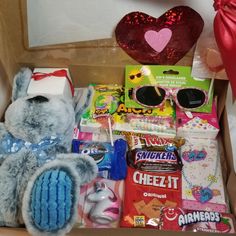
[28, 68, 73, 99]
[0, 0, 236, 235]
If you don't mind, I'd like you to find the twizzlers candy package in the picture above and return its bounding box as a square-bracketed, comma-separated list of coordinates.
[124, 132, 185, 151]
[120, 166, 182, 228]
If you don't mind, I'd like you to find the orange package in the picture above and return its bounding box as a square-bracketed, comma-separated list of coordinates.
[120, 166, 182, 228]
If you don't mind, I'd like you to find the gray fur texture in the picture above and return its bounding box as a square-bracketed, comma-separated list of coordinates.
[0, 123, 7, 164]
[22, 155, 98, 236]
[12, 67, 32, 101]
[5, 94, 75, 148]
[0, 68, 98, 235]
[0, 149, 39, 226]
[74, 86, 93, 124]
[57, 153, 99, 185]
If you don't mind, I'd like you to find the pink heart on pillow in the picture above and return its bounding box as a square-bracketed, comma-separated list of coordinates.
[144, 28, 172, 53]
[115, 6, 204, 65]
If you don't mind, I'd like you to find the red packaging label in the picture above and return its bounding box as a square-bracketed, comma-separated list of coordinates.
[124, 132, 185, 151]
[120, 167, 182, 228]
[160, 207, 236, 233]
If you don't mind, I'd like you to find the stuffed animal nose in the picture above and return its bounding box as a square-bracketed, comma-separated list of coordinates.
[27, 95, 49, 103]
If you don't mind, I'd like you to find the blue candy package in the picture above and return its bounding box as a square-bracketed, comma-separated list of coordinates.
[110, 139, 127, 180]
[72, 139, 127, 180]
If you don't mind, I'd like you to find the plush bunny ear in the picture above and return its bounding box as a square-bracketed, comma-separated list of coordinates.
[72, 154, 98, 185]
[12, 67, 32, 101]
[74, 86, 94, 124]
[57, 153, 98, 185]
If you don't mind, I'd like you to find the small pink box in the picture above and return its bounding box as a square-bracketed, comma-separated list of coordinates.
[176, 101, 219, 139]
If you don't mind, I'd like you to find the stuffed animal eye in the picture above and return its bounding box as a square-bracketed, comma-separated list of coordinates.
[81, 149, 91, 155]
[27, 95, 49, 103]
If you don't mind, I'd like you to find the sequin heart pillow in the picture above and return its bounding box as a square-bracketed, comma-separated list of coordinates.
[115, 6, 204, 65]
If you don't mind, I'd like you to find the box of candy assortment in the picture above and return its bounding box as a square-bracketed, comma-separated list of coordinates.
[1, 1, 236, 236]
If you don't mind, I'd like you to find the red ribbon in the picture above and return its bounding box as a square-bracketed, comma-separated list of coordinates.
[214, 0, 236, 97]
[31, 69, 74, 96]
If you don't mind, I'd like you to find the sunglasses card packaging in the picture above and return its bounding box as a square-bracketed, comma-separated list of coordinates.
[125, 65, 213, 113]
[176, 99, 219, 139]
[180, 139, 227, 213]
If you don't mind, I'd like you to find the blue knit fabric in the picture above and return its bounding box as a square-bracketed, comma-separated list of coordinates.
[0, 132, 61, 165]
[30, 169, 73, 231]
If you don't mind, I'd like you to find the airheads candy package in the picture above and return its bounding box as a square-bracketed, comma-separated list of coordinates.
[120, 167, 182, 228]
[125, 65, 213, 113]
[159, 208, 236, 233]
[72, 139, 127, 180]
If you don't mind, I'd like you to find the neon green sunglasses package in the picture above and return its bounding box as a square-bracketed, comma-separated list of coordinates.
[125, 65, 213, 113]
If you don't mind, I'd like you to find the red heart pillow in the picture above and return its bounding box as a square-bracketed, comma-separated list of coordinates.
[115, 6, 204, 65]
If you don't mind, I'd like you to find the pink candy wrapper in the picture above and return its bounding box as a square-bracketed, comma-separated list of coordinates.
[160, 207, 235, 233]
[77, 178, 124, 228]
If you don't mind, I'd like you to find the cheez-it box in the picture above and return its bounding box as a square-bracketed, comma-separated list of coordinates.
[120, 167, 182, 228]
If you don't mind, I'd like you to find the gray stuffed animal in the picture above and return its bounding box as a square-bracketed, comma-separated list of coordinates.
[0, 68, 98, 235]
